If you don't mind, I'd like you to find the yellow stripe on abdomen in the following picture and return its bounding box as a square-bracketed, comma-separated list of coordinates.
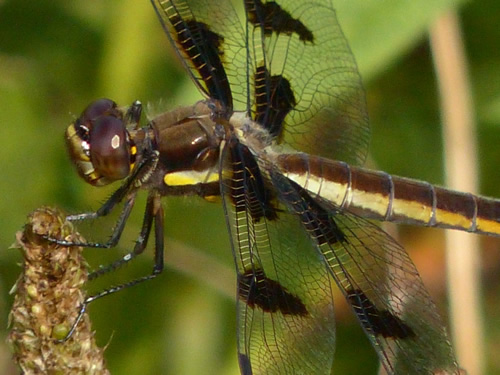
[276, 152, 500, 237]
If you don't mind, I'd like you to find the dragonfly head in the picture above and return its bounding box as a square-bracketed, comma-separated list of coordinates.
[66, 98, 136, 186]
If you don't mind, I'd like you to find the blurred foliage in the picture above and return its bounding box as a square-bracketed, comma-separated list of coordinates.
[0, 0, 499, 374]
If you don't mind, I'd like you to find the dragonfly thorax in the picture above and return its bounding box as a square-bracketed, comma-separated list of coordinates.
[139, 101, 221, 194]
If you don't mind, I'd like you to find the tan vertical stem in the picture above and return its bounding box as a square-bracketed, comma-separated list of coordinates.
[429, 12, 484, 375]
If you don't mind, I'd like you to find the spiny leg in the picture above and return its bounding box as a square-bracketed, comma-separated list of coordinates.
[60, 192, 165, 341]
[70, 193, 137, 252]
[66, 178, 137, 222]
[49, 150, 159, 248]
[88, 191, 160, 279]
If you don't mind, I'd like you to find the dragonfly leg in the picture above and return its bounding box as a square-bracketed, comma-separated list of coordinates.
[88, 192, 163, 280]
[46, 150, 159, 248]
[59, 193, 164, 342]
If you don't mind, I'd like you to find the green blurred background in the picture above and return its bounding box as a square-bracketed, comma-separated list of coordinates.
[0, 0, 499, 374]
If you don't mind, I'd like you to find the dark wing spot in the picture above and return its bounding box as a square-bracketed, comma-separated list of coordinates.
[229, 137, 278, 221]
[254, 64, 296, 139]
[347, 288, 416, 339]
[238, 353, 253, 375]
[170, 15, 232, 110]
[284, 179, 345, 245]
[238, 268, 308, 316]
[245, 0, 314, 43]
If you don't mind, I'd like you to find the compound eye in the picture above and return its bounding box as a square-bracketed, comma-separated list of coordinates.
[75, 98, 118, 139]
[89, 116, 131, 181]
[80, 98, 117, 124]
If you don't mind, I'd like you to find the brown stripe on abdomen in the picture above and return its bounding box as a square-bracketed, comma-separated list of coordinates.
[476, 198, 500, 235]
[276, 153, 351, 208]
[276, 153, 500, 236]
[390, 179, 500, 235]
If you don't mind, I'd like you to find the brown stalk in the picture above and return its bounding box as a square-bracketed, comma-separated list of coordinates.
[8, 207, 109, 375]
[430, 11, 484, 375]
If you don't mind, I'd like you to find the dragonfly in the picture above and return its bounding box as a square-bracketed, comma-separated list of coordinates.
[53, 0, 500, 373]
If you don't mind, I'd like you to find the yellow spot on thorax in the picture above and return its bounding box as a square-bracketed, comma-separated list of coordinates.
[163, 170, 219, 186]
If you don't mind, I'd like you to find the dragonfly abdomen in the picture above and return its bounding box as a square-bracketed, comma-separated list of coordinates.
[277, 153, 500, 236]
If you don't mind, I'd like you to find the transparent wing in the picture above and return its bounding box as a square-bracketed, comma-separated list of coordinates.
[151, 0, 248, 111]
[220, 137, 336, 375]
[151, 0, 370, 165]
[269, 169, 460, 374]
[244, 0, 370, 164]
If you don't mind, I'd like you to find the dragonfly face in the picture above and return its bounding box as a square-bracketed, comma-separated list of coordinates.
[58, 0, 500, 374]
[66, 99, 135, 186]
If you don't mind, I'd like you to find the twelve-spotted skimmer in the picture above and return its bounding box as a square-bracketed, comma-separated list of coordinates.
[55, 0, 500, 373]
